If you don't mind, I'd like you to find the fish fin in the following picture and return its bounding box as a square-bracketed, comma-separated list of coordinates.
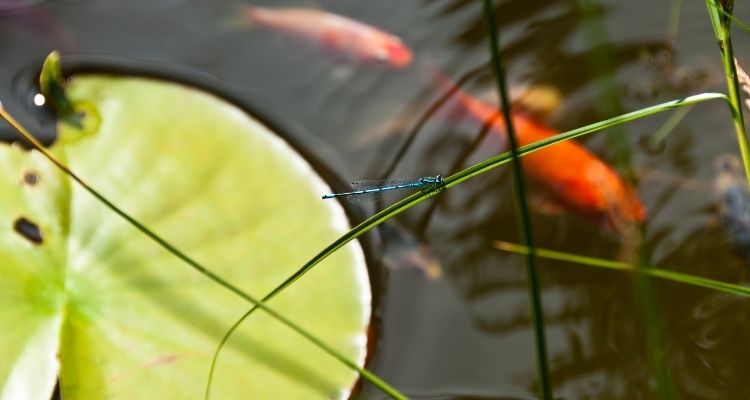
[511, 84, 563, 120]
[529, 192, 567, 216]
[421, 255, 443, 280]
[425, 63, 505, 137]
[473, 84, 563, 121]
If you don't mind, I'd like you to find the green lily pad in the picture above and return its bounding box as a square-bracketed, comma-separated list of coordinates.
[0, 74, 371, 399]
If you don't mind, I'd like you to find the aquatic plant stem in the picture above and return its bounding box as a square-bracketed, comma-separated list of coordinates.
[575, 0, 632, 179]
[573, 7, 670, 394]
[633, 244, 674, 400]
[706, 0, 750, 33]
[706, 0, 750, 187]
[480, 0, 551, 398]
[0, 105, 406, 400]
[207, 93, 727, 396]
[667, 0, 683, 42]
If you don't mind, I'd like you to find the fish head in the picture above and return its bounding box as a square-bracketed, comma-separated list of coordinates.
[369, 38, 412, 69]
[599, 181, 647, 235]
[578, 162, 646, 234]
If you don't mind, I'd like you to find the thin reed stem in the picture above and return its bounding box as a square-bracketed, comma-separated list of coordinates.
[572, 13, 670, 392]
[667, 0, 683, 42]
[706, 0, 750, 187]
[575, 0, 632, 179]
[706, 0, 750, 34]
[633, 237, 674, 400]
[480, 0, 551, 398]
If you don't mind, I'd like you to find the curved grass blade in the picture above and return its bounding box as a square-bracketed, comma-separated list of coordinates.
[494, 241, 750, 297]
[206, 91, 729, 397]
[0, 104, 407, 400]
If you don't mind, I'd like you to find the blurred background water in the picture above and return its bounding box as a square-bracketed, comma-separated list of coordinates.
[3, 0, 750, 399]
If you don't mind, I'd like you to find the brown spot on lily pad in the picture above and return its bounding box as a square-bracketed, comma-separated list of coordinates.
[13, 217, 43, 245]
[23, 171, 39, 186]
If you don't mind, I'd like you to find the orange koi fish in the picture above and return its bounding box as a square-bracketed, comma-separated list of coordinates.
[437, 75, 646, 232]
[242, 6, 413, 69]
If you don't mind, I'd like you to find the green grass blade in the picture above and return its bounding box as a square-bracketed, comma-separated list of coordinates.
[444, 93, 728, 189]
[706, 0, 750, 34]
[207, 92, 728, 393]
[500, 231, 750, 398]
[705, 0, 750, 188]
[495, 241, 750, 297]
[648, 105, 693, 149]
[220, 93, 729, 320]
[480, 0, 551, 398]
[0, 105, 407, 400]
[668, 0, 684, 42]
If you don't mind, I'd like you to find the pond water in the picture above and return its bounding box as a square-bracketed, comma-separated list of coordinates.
[3, 0, 750, 399]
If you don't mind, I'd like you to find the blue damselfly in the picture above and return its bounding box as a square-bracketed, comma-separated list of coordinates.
[322, 175, 444, 201]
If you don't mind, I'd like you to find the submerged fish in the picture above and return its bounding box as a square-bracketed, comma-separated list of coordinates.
[241, 6, 413, 69]
[714, 154, 750, 260]
[378, 222, 442, 280]
[436, 74, 646, 232]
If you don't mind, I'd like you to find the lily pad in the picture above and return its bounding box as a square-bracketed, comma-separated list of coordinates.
[0, 74, 371, 399]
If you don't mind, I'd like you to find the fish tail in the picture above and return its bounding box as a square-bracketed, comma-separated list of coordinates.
[242, 5, 265, 23]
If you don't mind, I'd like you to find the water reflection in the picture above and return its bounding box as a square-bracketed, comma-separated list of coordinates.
[361, 1, 750, 398]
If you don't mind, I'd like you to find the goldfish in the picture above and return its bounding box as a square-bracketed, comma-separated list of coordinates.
[713, 154, 750, 260]
[241, 6, 413, 69]
[436, 74, 646, 232]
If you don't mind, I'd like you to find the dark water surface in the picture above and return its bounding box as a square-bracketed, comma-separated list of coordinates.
[3, 1, 750, 399]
